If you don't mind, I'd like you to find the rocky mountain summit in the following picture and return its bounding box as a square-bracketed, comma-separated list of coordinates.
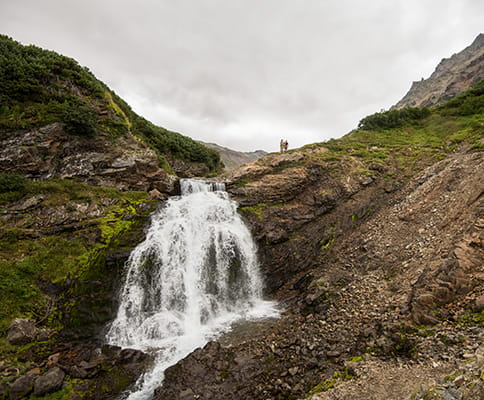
[394, 33, 484, 109]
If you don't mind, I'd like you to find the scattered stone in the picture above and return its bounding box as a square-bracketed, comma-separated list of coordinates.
[327, 350, 341, 358]
[179, 388, 195, 400]
[25, 367, 41, 377]
[149, 188, 165, 200]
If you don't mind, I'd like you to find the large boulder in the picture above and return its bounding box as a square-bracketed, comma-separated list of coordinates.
[9, 375, 35, 400]
[33, 367, 65, 396]
[7, 319, 38, 345]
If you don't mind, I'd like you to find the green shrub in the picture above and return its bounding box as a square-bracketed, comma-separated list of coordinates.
[439, 78, 484, 116]
[60, 102, 98, 135]
[358, 107, 431, 130]
[0, 173, 27, 203]
[0, 172, 27, 193]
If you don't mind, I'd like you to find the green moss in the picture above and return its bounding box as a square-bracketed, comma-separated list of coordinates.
[0, 234, 88, 333]
[308, 379, 335, 395]
[232, 179, 253, 188]
[457, 310, 484, 326]
[308, 368, 355, 396]
[239, 203, 267, 221]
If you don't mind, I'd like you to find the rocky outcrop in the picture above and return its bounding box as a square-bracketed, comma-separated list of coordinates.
[394, 33, 484, 109]
[201, 141, 267, 170]
[6, 319, 38, 345]
[225, 150, 389, 293]
[0, 122, 177, 194]
[33, 367, 65, 397]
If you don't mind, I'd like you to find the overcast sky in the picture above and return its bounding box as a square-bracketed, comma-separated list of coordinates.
[1, 1, 482, 152]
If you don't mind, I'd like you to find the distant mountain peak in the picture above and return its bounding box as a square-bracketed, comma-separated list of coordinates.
[393, 33, 484, 109]
[200, 142, 267, 170]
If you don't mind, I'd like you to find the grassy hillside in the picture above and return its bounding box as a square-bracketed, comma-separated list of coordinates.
[301, 78, 483, 174]
[0, 35, 220, 172]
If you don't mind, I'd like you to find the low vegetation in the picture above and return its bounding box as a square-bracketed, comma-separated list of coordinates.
[358, 107, 431, 130]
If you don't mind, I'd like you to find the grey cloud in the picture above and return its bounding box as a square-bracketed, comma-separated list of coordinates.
[1, 0, 483, 151]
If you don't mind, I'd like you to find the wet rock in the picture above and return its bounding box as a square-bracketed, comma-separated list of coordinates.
[265, 229, 289, 244]
[33, 367, 65, 396]
[7, 319, 38, 345]
[67, 366, 89, 379]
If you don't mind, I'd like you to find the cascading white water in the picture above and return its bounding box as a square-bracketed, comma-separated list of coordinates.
[106, 179, 278, 400]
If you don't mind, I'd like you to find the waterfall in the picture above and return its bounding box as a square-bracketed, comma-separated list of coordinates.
[106, 179, 278, 400]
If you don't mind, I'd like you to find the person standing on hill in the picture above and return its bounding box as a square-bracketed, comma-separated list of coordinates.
[280, 139, 285, 153]
[284, 140, 288, 152]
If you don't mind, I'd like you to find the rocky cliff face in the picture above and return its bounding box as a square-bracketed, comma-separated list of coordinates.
[201, 141, 267, 170]
[394, 33, 484, 109]
[0, 122, 178, 195]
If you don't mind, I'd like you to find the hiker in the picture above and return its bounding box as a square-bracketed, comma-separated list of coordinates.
[280, 139, 285, 153]
[284, 140, 288, 152]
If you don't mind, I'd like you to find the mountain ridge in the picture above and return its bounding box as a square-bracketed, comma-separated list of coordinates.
[200, 141, 267, 170]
